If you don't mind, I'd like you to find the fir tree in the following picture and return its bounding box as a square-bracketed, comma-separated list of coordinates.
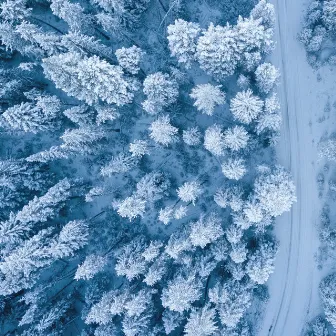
[50, 0, 93, 34]
[255, 62, 280, 94]
[184, 305, 218, 336]
[204, 124, 226, 156]
[221, 157, 247, 180]
[75, 254, 107, 280]
[254, 166, 296, 217]
[142, 72, 178, 114]
[0, 178, 71, 244]
[149, 115, 178, 146]
[183, 127, 202, 146]
[177, 180, 203, 204]
[224, 125, 249, 151]
[196, 23, 240, 79]
[190, 84, 226, 116]
[246, 241, 278, 284]
[114, 238, 148, 281]
[189, 213, 224, 248]
[43, 52, 137, 106]
[230, 89, 263, 124]
[1, 94, 61, 133]
[167, 19, 201, 68]
[115, 45, 144, 75]
[161, 273, 202, 313]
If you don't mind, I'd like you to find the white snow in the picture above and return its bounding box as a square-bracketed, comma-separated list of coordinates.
[258, 0, 336, 335]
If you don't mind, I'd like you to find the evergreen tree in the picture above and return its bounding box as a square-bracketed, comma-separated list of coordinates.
[115, 46, 144, 75]
[204, 124, 226, 156]
[320, 273, 336, 329]
[149, 115, 178, 146]
[230, 89, 263, 124]
[253, 166, 296, 217]
[50, 0, 93, 34]
[43, 52, 137, 106]
[75, 254, 107, 280]
[221, 157, 247, 180]
[117, 195, 146, 220]
[162, 310, 183, 334]
[236, 15, 273, 55]
[196, 23, 240, 79]
[100, 153, 138, 176]
[48, 220, 89, 258]
[190, 84, 226, 116]
[129, 140, 150, 157]
[223, 125, 249, 151]
[60, 126, 108, 155]
[323, 0, 336, 32]
[142, 72, 178, 114]
[183, 127, 202, 146]
[0, 178, 71, 244]
[177, 180, 203, 204]
[165, 226, 193, 259]
[210, 281, 252, 328]
[246, 241, 277, 284]
[0, 0, 31, 23]
[86, 289, 129, 325]
[189, 213, 224, 248]
[251, 0, 276, 29]
[255, 62, 280, 94]
[184, 305, 218, 336]
[167, 19, 201, 68]
[161, 273, 202, 313]
[1, 94, 61, 133]
[318, 138, 336, 161]
[114, 237, 148, 281]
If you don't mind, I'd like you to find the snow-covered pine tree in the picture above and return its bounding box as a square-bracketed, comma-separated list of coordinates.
[190, 84, 226, 116]
[253, 166, 296, 217]
[1, 94, 61, 133]
[184, 305, 218, 336]
[183, 126, 202, 146]
[43, 52, 137, 106]
[161, 272, 202, 313]
[50, 0, 93, 34]
[0, 0, 31, 23]
[0, 178, 72, 244]
[149, 115, 178, 146]
[114, 237, 148, 281]
[221, 157, 247, 180]
[100, 153, 138, 176]
[189, 213, 224, 248]
[75, 254, 107, 280]
[230, 89, 263, 124]
[142, 72, 178, 114]
[255, 62, 280, 94]
[320, 273, 336, 329]
[204, 124, 226, 156]
[246, 240, 278, 284]
[223, 125, 250, 151]
[60, 126, 108, 155]
[196, 23, 240, 79]
[167, 19, 201, 68]
[115, 46, 144, 75]
[177, 180, 203, 204]
[322, 0, 336, 32]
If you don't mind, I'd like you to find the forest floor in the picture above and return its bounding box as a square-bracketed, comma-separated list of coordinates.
[257, 0, 336, 335]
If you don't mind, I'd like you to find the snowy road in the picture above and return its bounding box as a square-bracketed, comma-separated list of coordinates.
[257, 0, 336, 335]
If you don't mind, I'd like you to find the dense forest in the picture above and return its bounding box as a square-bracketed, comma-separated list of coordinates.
[0, 0, 297, 334]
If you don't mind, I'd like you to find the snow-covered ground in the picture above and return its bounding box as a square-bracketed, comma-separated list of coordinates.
[258, 0, 336, 335]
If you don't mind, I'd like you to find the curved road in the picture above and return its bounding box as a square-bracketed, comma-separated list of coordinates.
[258, 0, 336, 334]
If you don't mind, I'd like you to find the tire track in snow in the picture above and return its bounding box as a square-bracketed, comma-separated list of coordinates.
[259, 0, 319, 334]
[267, 0, 294, 333]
